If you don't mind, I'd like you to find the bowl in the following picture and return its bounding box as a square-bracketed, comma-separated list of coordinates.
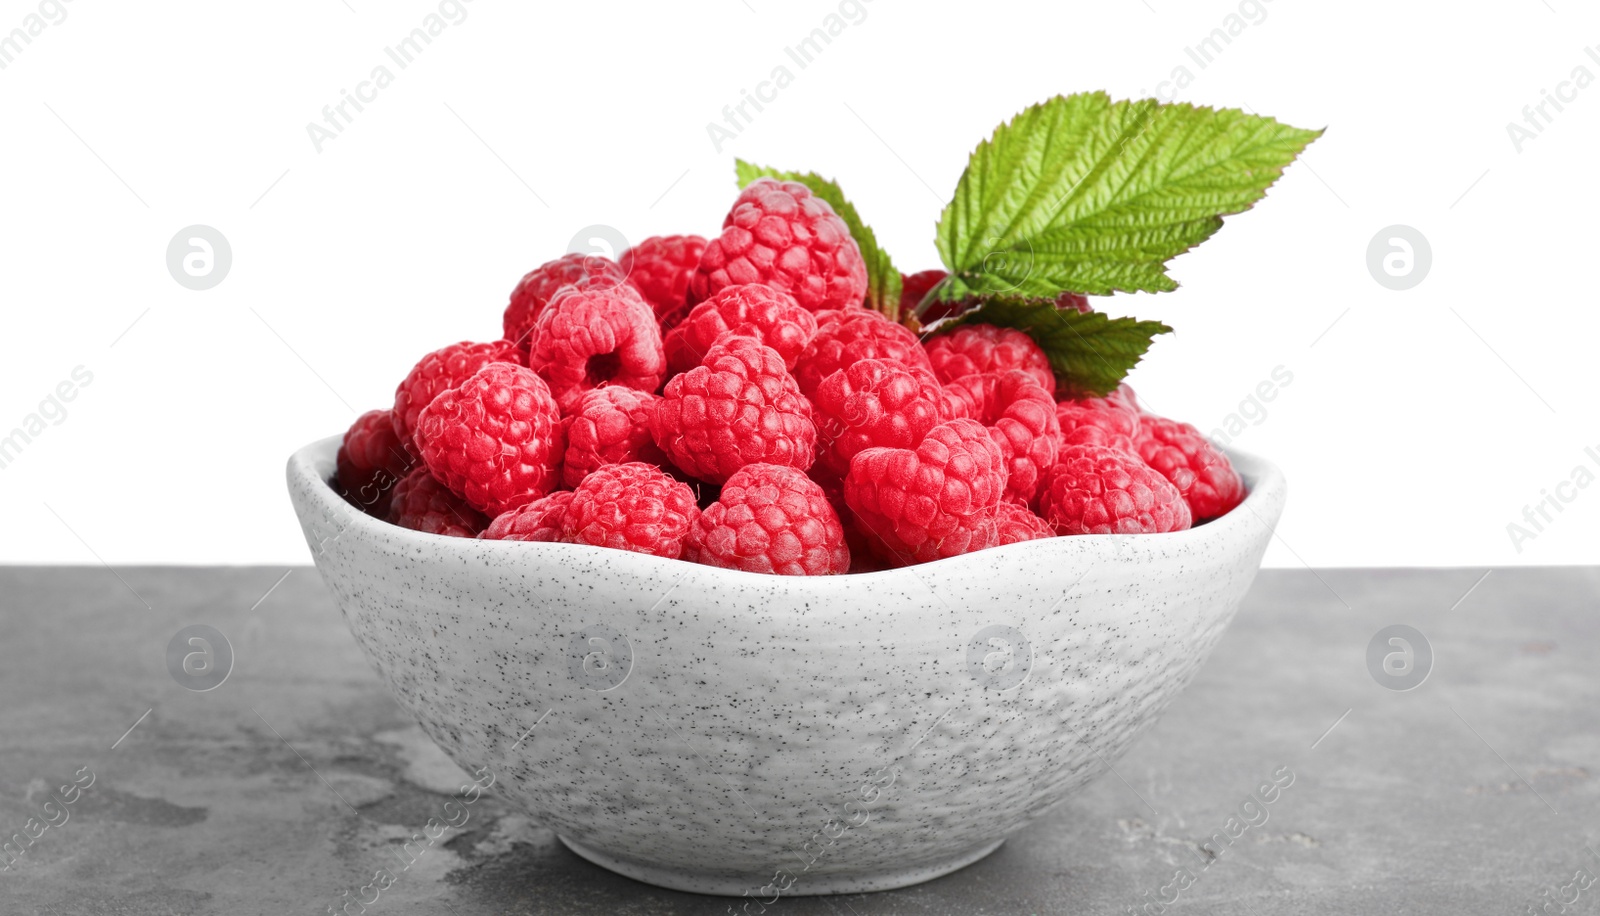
[286, 435, 1285, 897]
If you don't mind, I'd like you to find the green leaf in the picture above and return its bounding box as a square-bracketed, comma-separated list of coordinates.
[735, 159, 902, 318]
[934, 299, 1172, 398]
[935, 92, 1322, 298]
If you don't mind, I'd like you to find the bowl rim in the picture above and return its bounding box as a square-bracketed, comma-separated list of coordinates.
[287, 434, 1286, 583]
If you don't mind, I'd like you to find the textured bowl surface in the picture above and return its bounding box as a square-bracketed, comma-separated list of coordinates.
[287, 436, 1285, 896]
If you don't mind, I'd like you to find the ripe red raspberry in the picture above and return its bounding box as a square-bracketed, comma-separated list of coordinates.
[690, 179, 867, 312]
[811, 358, 944, 478]
[1039, 445, 1192, 535]
[480, 491, 574, 543]
[503, 253, 633, 357]
[897, 269, 963, 325]
[1057, 292, 1093, 314]
[844, 418, 1007, 566]
[664, 283, 817, 375]
[897, 269, 1090, 325]
[561, 462, 698, 558]
[942, 370, 1060, 504]
[619, 234, 707, 329]
[925, 324, 1055, 397]
[806, 472, 880, 571]
[1134, 416, 1245, 522]
[387, 467, 488, 537]
[1056, 396, 1141, 452]
[1107, 383, 1141, 414]
[995, 501, 1056, 545]
[526, 287, 665, 413]
[392, 340, 521, 449]
[793, 308, 933, 401]
[687, 463, 849, 575]
[337, 409, 416, 518]
[561, 386, 665, 488]
[650, 337, 817, 484]
[415, 363, 564, 517]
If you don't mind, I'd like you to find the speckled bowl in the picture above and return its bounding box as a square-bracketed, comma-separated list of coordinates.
[286, 435, 1285, 897]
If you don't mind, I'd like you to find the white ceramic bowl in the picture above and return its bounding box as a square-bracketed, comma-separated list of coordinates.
[286, 435, 1285, 897]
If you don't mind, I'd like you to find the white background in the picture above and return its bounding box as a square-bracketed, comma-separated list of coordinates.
[1, 0, 1595, 568]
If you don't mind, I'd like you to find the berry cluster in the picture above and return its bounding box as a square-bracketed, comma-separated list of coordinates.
[334, 178, 1245, 575]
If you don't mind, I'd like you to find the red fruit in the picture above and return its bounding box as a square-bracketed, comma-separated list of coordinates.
[1038, 446, 1192, 535]
[1056, 396, 1141, 452]
[898, 269, 1090, 324]
[561, 386, 665, 488]
[503, 253, 633, 357]
[619, 234, 707, 329]
[651, 336, 817, 484]
[793, 308, 932, 401]
[843, 418, 1007, 566]
[664, 283, 818, 375]
[897, 269, 963, 325]
[811, 359, 944, 478]
[995, 501, 1056, 545]
[1134, 416, 1245, 522]
[690, 178, 867, 312]
[526, 287, 666, 413]
[480, 491, 574, 543]
[415, 363, 564, 517]
[687, 463, 849, 575]
[1057, 291, 1092, 314]
[562, 462, 698, 558]
[942, 370, 1060, 504]
[1106, 383, 1141, 414]
[392, 340, 521, 449]
[924, 324, 1055, 397]
[387, 467, 488, 537]
[337, 408, 416, 518]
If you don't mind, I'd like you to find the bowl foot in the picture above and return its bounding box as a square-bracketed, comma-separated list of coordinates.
[557, 835, 1006, 897]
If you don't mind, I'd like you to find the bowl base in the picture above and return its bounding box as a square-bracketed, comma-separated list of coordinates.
[557, 835, 1006, 897]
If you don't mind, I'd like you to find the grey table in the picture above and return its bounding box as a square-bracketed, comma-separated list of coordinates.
[1, 566, 1595, 915]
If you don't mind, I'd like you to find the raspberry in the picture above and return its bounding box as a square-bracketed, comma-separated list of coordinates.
[687, 463, 850, 575]
[1134, 416, 1245, 522]
[663, 283, 817, 375]
[811, 359, 944, 478]
[793, 308, 933, 401]
[619, 234, 707, 329]
[897, 269, 964, 325]
[995, 501, 1056, 545]
[897, 269, 1090, 325]
[942, 370, 1060, 503]
[503, 253, 633, 357]
[1038, 446, 1192, 535]
[1107, 383, 1141, 414]
[415, 363, 564, 517]
[650, 337, 816, 484]
[690, 178, 867, 312]
[392, 340, 521, 449]
[844, 418, 1007, 566]
[925, 324, 1055, 397]
[480, 491, 574, 543]
[336, 409, 416, 518]
[387, 467, 488, 537]
[812, 473, 886, 574]
[526, 287, 666, 413]
[561, 462, 698, 558]
[561, 386, 665, 488]
[1057, 292, 1093, 314]
[1056, 396, 1141, 452]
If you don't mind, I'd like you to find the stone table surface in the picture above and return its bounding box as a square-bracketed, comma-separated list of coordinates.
[1, 565, 1596, 915]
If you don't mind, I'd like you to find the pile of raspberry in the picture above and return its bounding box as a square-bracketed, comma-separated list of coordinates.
[335, 178, 1245, 576]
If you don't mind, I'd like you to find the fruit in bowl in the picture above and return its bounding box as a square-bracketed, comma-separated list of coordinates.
[294, 92, 1318, 897]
